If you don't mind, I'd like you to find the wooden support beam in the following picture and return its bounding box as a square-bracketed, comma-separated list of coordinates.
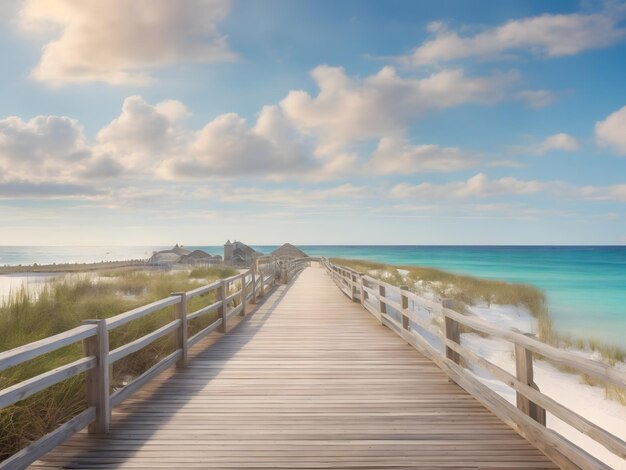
[442, 300, 461, 366]
[378, 285, 386, 315]
[171, 292, 188, 367]
[400, 285, 409, 331]
[82, 319, 110, 434]
[250, 266, 257, 304]
[359, 276, 367, 306]
[217, 280, 227, 333]
[350, 273, 357, 302]
[515, 344, 547, 426]
[240, 276, 246, 316]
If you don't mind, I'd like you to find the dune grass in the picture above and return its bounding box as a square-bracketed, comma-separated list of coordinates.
[331, 258, 625, 403]
[0, 266, 237, 462]
[332, 257, 550, 325]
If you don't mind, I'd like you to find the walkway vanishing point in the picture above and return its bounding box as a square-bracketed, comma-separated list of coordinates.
[3, 258, 625, 469]
[29, 263, 554, 469]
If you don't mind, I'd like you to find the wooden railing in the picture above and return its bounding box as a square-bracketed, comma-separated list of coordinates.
[322, 258, 626, 470]
[0, 256, 311, 469]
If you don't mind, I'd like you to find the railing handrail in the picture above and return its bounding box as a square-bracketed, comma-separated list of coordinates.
[6, 256, 621, 469]
[0, 256, 290, 469]
[322, 257, 625, 469]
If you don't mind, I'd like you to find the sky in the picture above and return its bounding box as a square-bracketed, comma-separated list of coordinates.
[1, 0, 626, 246]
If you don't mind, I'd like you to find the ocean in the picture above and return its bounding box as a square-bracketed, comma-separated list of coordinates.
[1, 245, 625, 347]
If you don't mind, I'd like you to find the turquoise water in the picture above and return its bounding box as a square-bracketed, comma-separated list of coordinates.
[1, 245, 625, 347]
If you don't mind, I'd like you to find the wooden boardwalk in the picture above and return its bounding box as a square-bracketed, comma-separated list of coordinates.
[31, 264, 555, 469]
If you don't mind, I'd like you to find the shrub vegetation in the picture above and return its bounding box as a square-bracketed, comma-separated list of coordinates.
[0, 266, 237, 461]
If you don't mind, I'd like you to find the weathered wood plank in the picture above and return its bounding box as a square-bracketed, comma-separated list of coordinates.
[109, 319, 181, 364]
[0, 324, 97, 372]
[0, 356, 96, 408]
[1, 408, 95, 470]
[30, 265, 557, 469]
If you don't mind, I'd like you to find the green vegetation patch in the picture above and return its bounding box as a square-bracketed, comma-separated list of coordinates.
[0, 266, 237, 461]
[332, 257, 625, 404]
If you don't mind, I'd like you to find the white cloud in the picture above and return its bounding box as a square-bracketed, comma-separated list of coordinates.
[0, 114, 91, 180]
[20, 0, 235, 85]
[216, 184, 371, 206]
[96, 95, 189, 171]
[390, 173, 547, 200]
[515, 89, 556, 109]
[402, 10, 626, 66]
[595, 105, 626, 155]
[160, 105, 315, 179]
[281, 65, 517, 154]
[579, 184, 626, 203]
[0, 180, 101, 199]
[370, 136, 481, 174]
[516, 133, 581, 155]
[539, 133, 580, 153]
[390, 174, 626, 205]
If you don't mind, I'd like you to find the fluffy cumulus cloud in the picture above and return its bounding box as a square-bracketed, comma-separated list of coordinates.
[537, 133, 580, 153]
[0, 114, 91, 180]
[20, 0, 235, 85]
[402, 9, 626, 67]
[0, 114, 121, 198]
[281, 65, 517, 154]
[96, 96, 190, 171]
[370, 136, 482, 174]
[160, 105, 315, 179]
[595, 105, 626, 156]
[390, 173, 548, 200]
[0, 96, 192, 185]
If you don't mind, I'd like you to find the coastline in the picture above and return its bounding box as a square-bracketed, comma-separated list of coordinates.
[0, 260, 146, 275]
[334, 258, 626, 469]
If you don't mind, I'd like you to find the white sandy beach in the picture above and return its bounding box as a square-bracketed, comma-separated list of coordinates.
[0, 272, 60, 304]
[464, 306, 626, 470]
[369, 270, 626, 469]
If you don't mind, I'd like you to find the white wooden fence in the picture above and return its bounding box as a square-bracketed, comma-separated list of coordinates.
[323, 258, 626, 470]
[0, 257, 310, 469]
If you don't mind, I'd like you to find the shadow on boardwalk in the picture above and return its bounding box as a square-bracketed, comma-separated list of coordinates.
[34, 278, 295, 469]
[32, 266, 555, 469]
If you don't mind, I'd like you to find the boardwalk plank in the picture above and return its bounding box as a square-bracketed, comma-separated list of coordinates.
[30, 264, 556, 469]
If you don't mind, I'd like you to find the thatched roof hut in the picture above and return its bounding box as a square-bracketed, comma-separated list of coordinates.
[271, 243, 308, 259]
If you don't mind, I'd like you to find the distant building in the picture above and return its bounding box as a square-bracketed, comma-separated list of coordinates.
[147, 250, 181, 267]
[171, 244, 192, 256]
[180, 250, 222, 265]
[224, 240, 263, 267]
[271, 243, 308, 259]
[148, 245, 221, 267]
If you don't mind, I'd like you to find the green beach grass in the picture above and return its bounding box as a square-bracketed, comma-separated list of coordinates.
[0, 266, 237, 461]
[331, 257, 626, 404]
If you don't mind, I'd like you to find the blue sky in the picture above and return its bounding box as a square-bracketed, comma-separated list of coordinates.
[1, 0, 626, 245]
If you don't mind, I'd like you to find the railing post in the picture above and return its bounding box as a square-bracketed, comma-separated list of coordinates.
[259, 266, 265, 297]
[514, 344, 547, 425]
[217, 280, 227, 333]
[250, 266, 257, 304]
[359, 275, 367, 306]
[239, 275, 246, 316]
[400, 285, 409, 331]
[378, 285, 386, 323]
[350, 273, 357, 302]
[82, 319, 110, 434]
[171, 292, 188, 367]
[442, 299, 461, 366]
